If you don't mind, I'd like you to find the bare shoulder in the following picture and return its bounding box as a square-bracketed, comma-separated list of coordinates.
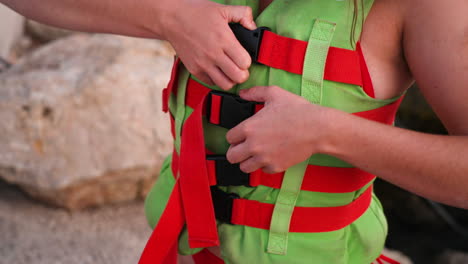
[403, 0, 468, 134]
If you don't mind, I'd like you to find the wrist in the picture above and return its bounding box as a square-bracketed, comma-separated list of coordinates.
[312, 105, 347, 156]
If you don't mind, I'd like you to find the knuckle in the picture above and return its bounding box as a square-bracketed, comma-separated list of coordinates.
[257, 154, 269, 165]
[241, 123, 253, 135]
[238, 70, 249, 83]
[226, 151, 235, 163]
[265, 165, 281, 174]
[243, 6, 253, 17]
[192, 67, 203, 76]
[249, 143, 261, 155]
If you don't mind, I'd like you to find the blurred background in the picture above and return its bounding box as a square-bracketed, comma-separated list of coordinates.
[1, 4, 467, 264]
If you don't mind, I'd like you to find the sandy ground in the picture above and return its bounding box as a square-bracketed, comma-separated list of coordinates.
[0, 180, 152, 264]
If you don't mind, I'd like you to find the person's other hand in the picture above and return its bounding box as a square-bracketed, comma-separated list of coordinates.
[163, 0, 256, 90]
[226, 86, 332, 174]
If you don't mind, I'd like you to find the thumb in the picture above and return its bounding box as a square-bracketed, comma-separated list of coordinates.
[239, 86, 274, 103]
[223, 5, 257, 30]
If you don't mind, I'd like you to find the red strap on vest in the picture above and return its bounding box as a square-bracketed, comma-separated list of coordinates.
[353, 97, 403, 125]
[191, 250, 401, 264]
[193, 249, 225, 264]
[139, 81, 217, 264]
[138, 181, 184, 264]
[231, 186, 373, 233]
[178, 83, 219, 249]
[258, 31, 363, 86]
[203, 156, 374, 193]
[185, 79, 401, 127]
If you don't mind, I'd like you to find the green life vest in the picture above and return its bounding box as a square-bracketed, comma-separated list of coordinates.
[143, 0, 404, 263]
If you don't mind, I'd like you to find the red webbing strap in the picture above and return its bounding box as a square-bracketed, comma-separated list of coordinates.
[257, 31, 362, 86]
[209, 94, 222, 125]
[205, 158, 374, 193]
[250, 165, 375, 193]
[353, 97, 404, 125]
[231, 186, 373, 233]
[162, 58, 181, 113]
[138, 181, 184, 264]
[179, 79, 219, 248]
[356, 42, 375, 98]
[186, 80, 400, 127]
[193, 249, 225, 264]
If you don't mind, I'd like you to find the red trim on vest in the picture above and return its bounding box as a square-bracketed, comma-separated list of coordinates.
[209, 94, 222, 125]
[138, 181, 184, 264]
[356, 42, 375, 98]
[178, 85, 219, 249]
[255, 103, 264, 113]
[186, 79, 400, 126]
[200, 152, 374, 193]
[353, 97, 404, 125]
[231, 186, 372, 233]
[258, 31, 363, 86]
[191, 250, 401, 264]
[193, 249, 225, 264]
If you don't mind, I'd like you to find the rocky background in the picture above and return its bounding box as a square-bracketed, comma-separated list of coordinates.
[0, 4, 467, 264]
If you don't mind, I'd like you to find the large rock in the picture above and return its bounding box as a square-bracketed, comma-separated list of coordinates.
[0, 34, 175, 209]
[0, 4, 24, 57]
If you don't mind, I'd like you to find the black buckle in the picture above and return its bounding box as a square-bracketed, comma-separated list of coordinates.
[207, 90, 258, 129]
[207, 155, 250, 187]
[211, 186, 240, 224]
[229, 24, 270, 64]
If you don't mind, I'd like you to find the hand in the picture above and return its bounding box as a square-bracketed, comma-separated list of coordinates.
[162, 0, 256, 90]
[226, 86, 331, 174]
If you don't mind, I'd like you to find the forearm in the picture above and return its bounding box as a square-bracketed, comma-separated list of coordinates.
[0, 0, 177, 39]
[322, 109, 468, 208]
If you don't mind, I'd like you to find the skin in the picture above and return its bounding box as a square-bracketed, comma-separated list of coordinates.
[0, 0, 255, 90]
[226, 0, 468, 209]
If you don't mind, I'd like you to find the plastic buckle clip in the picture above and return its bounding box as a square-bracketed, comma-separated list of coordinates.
[207, 90, 257, 129]
[207, 155, 250, 187]
[211, 186, 240, 224]
[229, 23, 270, 64]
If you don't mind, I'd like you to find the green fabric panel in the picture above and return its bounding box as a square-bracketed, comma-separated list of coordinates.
[144, 155, 174, 229]
[267, 159, 310, 255]
[174, 68, 190, 153]
[218, 196, 386, 264]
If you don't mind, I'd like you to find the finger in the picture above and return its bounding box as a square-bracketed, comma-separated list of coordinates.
[224, 39, 252, 70]
[226, 122, 248, 145]
[262, 164, 283, 174]
[224, 5, 257, 30]
[207, 66, 235, 90]
[226, 143, 251, 164]
[197, 72, 215, 86]
[217, 54, 249, 84]
[240, 156, 265, 173]
[239, 86, 275, 102]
